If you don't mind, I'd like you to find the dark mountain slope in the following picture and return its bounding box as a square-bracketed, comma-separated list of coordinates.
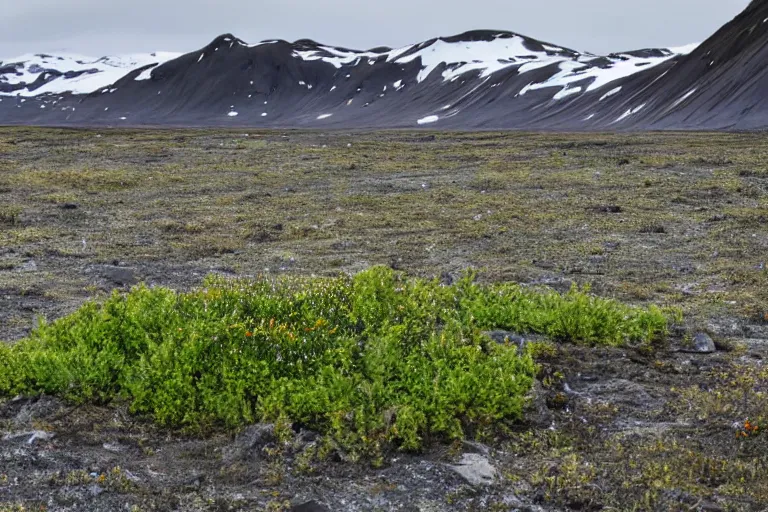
[632, 0, 768, 129]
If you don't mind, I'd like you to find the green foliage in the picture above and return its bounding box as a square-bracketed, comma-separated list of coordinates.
[459, 277, 669, 346]
[0, 267, 671, 452]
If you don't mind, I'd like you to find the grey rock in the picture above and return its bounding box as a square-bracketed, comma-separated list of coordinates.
[222, 423, 275, 462]
[692, 333, 716, 353]
[101, 265, 138, 286]
[447, 453, 497, 486]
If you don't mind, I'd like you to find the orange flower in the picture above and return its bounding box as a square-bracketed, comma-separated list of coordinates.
[245, 331, 253, 337]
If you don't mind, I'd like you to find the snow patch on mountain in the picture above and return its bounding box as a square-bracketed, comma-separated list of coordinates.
[670, 88, 697, 108]
[0, 52, 181, 96]
[599, 86, 622, 101]
[293, 35, 698, 103]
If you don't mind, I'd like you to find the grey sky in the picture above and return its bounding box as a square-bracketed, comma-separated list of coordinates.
[0, 0, 752, 58]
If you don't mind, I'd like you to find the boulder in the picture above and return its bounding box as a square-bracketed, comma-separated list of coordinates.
[692, 333, 716, 353]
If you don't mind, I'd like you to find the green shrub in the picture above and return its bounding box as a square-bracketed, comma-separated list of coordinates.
[460, 279, 670, 346]
[0, 267, 671, 452]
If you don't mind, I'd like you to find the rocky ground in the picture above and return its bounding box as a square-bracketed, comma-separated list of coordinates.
[1, 128, 767, 510]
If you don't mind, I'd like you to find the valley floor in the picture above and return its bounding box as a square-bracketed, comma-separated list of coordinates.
[1, 129, 767, 510]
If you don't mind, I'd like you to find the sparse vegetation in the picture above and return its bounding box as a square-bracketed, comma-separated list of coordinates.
[1, 128, 767, 510]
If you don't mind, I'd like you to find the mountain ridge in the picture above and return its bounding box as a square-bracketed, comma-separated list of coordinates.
[0, 2, 765, 130]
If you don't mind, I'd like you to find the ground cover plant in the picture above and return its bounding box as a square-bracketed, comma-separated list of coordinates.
[0, 267, 669, 455]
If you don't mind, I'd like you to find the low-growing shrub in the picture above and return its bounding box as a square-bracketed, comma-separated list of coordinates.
[0, 267, 671, 452]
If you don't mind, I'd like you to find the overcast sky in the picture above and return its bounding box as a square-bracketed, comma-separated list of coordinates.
[0, 0, 753, 58]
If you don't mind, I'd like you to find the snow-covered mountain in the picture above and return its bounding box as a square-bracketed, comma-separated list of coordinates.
[0, 52, 181, 96]
[0, 0, 766, 130]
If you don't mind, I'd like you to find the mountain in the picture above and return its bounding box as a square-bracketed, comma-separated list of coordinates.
[0, 2, 765, 130]
[0, 52, 181, 96]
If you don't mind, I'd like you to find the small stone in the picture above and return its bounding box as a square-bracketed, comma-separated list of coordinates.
[447, 453, 497, 486]
[692, 333, 716, 353]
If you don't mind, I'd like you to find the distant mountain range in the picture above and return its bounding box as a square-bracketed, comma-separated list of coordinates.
[1, 0, 767, 130]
